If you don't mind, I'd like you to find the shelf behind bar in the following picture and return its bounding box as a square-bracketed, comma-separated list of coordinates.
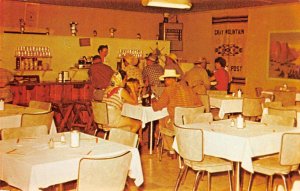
[4, 31, 48, 35]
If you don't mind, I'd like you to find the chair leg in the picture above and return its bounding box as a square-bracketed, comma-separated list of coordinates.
[94, 128, 99, 136]
[174, 165, 187, 191]
[228, 170, 233, 191]
[159, 139, 164, 161]
[103, 131, 108, 139]
[266, 176, 270, 191]
[156, 131, 161, 146]
[247, 173, 253, 191]
[193, 171, 202, 191]
[269, 175, 274, 191]
[181, 165, 189, 184]
[207, 172, 211, 191]
[279, 174, 288, 191]
[178, 156, 183, 169]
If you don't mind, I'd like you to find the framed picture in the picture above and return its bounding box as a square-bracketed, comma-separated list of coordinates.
[268, 31, 300, 80]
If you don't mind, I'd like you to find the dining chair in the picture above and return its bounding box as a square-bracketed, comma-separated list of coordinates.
[91, 101, 110, 139]
[108, 128, 139, 148]
[261, 114, 295, 127]
[199, 94, 210, 113]
[247, 133, 300, 191]
[274, 91, 296, 107]
[157, 105, 205, 161]
[263, 101, 282, 109]
[1, 125, 48, 140]
[174, 124, 233, 191]
[76, 151, 132, 191]
[268, 107, 297, 119]
[21, 111, 54, 133]
[242, 97, 263, 121]
[29, 100, 52, 111]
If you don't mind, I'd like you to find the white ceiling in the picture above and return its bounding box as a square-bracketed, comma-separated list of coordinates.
[13, 0, 299, 13]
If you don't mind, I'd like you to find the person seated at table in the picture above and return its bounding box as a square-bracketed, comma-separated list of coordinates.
[183, 58, 211, 95]
[164, 53, 184, 78]
[152, 69, 202, 158]
[123, 53, 144, 88]
[209, 57, 230, 91]
[102, 70, 141, 133]
[0, 68, 14, 103]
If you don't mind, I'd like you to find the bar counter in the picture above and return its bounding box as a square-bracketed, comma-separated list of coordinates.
[11, 80, 92, 106]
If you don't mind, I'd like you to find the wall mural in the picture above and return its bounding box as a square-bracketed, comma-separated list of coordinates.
[269, 32, 300, 80]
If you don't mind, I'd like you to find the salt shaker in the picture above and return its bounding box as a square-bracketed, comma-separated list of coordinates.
[48, 138, 54, 149]
[230, 119, 235, 127]
[60, 133, 66, 144]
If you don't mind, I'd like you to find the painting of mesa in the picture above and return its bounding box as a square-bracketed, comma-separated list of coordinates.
[269, 32, 300, 80]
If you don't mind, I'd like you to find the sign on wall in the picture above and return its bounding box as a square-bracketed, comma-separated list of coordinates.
[269, 31, 300, 80]
[212, 16, 248, 83]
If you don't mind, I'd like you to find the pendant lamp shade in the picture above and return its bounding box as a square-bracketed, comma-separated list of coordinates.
[142, 0, 192, 9]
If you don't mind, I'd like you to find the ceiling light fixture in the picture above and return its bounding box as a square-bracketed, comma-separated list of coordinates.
[142, 0, 192, 9]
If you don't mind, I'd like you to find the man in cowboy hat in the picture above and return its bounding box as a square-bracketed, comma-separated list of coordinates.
[142, 53, 164, 88]
[198, 57, 213, 77]
[152, 69, 202, 158]
[123, 53, 144, 87]
[183, 58, 211, 94]
[164, 53, 184, 78]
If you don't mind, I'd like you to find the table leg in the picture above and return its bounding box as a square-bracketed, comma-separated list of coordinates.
[150, 121, 153, 155]
[234, 162, 241, 191]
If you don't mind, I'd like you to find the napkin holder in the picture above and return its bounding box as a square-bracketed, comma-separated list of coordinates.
[236, 115, 244, 129]
[70, 130, 80, 148]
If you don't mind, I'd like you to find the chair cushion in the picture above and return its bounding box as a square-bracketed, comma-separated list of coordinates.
[184, 155, 232, 173]
[253, 155, 299, 176]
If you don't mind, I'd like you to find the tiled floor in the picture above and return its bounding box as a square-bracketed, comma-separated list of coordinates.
[1, 136, 299, 191]
[126, 144, 300, 191]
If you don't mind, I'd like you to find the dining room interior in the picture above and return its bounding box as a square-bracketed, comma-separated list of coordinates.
[1, 0, 300, 191]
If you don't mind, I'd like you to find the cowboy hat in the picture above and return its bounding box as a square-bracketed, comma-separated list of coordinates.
[145, 53, 158, 62]
[166, 53, 178, 63]
[159, 69, 180, 81]
[123, 53, 138, 66]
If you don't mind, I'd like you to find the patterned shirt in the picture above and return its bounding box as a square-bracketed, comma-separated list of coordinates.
[152, 82, 201, 120]
[142, 64, 164, 86]
[102, 87, 124, 110]
[0, 68, 14, 102]
[88, 63, 114, 89]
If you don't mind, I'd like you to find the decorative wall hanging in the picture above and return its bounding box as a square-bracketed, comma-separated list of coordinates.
[268, 31, 300, 80]
[212, 15, 248, 84]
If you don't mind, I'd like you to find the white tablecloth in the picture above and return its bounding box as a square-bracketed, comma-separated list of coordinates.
[173, 119, 300, 173]
[209, 95, 243, 118]
[0, 104, 57, 134]
[0, 132, 143, 191]
[121, 103, 169, 128]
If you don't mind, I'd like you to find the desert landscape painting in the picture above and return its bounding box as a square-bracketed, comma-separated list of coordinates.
[269, 32, 300, 80]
